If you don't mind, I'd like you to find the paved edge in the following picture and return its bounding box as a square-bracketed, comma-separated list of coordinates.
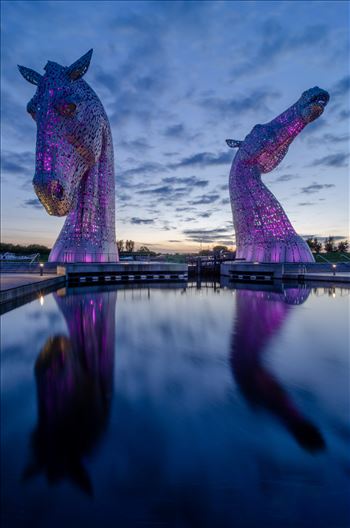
[0, 276, 66, 308]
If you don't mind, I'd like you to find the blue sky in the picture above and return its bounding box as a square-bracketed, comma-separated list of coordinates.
[1, 0, 349, 252]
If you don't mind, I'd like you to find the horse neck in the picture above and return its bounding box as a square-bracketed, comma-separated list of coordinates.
[229, 156, 297, 240]
[230, 158, 262, 189]
[69, 126, 115, 241]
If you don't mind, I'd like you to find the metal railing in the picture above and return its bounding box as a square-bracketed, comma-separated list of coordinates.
[315, 253, 350, 269]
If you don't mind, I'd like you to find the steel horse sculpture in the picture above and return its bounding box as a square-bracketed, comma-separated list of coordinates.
[18, 49, 119, 263]
[227, 87, 330, 263]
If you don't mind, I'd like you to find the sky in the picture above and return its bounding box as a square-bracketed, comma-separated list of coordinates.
[1, 0, 349, 252]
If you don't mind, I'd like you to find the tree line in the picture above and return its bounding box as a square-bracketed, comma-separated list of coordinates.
[0, 242, 50, 255]
[0, 240, 153, 255]
[2, 239, 348, 257]
[306, 237, 349, 253]
[117, 240, 156, 255]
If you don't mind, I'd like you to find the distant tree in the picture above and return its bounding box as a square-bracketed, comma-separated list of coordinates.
[213, 245, 229, 253]
[337, 240, 349, 253]
[312, 238, 322, 254]
[306, 238, 314, 250]
[0, 243, 50, 255]
[199, 249, 211, 256]
[306, 237, 322, 253]
[125, 240, 135, 252]
[139, 245, 151, 254]
[324, 236, 336, 253]
[117, 240, 124, 252]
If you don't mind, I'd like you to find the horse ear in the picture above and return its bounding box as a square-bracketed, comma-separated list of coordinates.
[18, 65, 42, 86]
[226, 139, 242, 148]
[67, 49, 93, 81]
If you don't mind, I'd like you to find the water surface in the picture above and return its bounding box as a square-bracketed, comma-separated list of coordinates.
[1, 282, 349, 527]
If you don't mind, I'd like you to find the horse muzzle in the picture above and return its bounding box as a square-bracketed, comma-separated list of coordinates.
[33, 174, 70, 216]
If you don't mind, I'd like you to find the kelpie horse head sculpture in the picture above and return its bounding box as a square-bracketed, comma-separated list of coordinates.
[19, 50, 119, 262]
[227, 87, 330, 263]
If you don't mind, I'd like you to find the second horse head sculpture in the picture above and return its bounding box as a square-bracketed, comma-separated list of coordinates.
[227, 87, 330, 263]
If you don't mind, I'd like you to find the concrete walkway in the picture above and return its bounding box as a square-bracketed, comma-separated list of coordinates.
[0, 273, 66, 313]
[0, 273, 58, 291]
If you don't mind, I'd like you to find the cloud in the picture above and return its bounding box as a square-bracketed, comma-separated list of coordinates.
[308, 133, 349, 146]
[199, 212, 212, 218]
[300, 183, 335, 194]
[274, 174, 299, 183]
[95, 61, 169, 128]
[130, 217, 155, 224]
[91, 11, 171, 127]
[300, 118, 326, 137]
[189, 193, 220, 205]
[298, 202, 315, 206]
[162, 176, 208, 187]
[119, 162, 166, 180]
[169, 151, 232, 170]
[184, 228, 232, 236]
[231, 19, 329, 78]
[117, 193, 131, 202]
[138, 185, 188, 198]
[338, 109, 350, 121]
[183, 227, 234, 243]
[119, 137, 153, 152]
[1, 150, 34, 176]
[140, 185, 173, 195]
[163, 124, 185, 137]
[322, 133, 349, 144]
[199, 88, 280, 119]
[308, 153, 349, 168]
[23, 198, 41, 209]
[134, 182, 194, 206]
[332, 75, 350, 97]
[187, 236, 234, 244]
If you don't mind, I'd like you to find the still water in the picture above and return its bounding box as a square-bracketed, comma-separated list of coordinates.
[1, 282, 349, 528]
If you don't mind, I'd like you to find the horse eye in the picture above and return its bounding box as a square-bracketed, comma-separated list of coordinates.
[57, 102, 77, 117]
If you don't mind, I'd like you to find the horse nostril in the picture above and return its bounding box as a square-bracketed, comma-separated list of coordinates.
[49, 180, 64, 200]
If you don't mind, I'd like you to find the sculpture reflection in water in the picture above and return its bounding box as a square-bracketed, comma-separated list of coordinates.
[230, 284, 325, 453]
[24, 288, 116, 494]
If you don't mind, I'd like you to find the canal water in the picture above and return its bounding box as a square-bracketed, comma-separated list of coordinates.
[1, 282, 349, 528]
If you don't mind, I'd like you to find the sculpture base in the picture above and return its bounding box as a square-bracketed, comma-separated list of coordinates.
[49, 251, 119, 264]
[221, 261, 350, 283]
[57, 262, 188, 284]
[235, 239, 315, 264]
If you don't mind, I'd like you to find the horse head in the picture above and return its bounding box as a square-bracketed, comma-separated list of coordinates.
[226, 86, 330, 174]
[18, 49, 107, 217]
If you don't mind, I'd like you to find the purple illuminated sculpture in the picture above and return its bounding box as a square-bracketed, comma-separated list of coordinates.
[231, 285, 325, 452]
[18, 50, 119, 263]
[24, 288, 116, 493]
[227, 87, 330, 263]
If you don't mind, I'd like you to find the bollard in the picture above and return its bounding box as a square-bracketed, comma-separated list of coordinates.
[197, 256, 201, 277]
[40, 263, 44, 276]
